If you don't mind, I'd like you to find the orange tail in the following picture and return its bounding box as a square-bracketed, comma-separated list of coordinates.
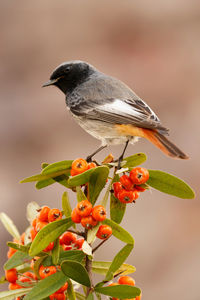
[115, 124, 189, 159]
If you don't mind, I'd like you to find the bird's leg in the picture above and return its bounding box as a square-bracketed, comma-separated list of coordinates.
[117, 140, 129, 169]
[86, 145, 107, 162]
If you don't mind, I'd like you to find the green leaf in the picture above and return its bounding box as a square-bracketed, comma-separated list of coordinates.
[52, 238, 60, 265]
[0, 276, 6, 284]
[62, 191, 72, 217]
[92, 261, 136, 276]
[110, 175, 126, 224]
[67, 279, 76, 300]
[7, 242, 29, 253]
[0, 288, 32, 300]
[76, 186, 87, 202]
[122, 153, 147, 168]
[95, 285, 141, 298]
[102, 219, 134, 244]
[4, 251, 31, 270]
[88, 166, 109, 205]
[29, 218, 73, 256]
[75, 292, 86, 300]
[0, 213, 20, 240]
[147, 170, 195, 199]
[68, 168, 96, 187]
[61, 260, 91, 287]
[86, 293, 94, 300]
[87, 224, 100, 244]
[20, 169, 70, 183]
[36, 174, 69, 190]
[41, 160, 73, 175]
[105, 244, 133, 280]
[59, 250, 85, 264]
[24, 271, 68, 300]
[33, 256, 48, 279]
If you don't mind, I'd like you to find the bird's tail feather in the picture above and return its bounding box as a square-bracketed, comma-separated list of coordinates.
[115, 124, 189, 159]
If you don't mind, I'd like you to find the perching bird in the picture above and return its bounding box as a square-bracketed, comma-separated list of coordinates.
[43, 60, 188, 164]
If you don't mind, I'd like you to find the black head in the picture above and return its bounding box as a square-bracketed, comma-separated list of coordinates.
[42, 60, 95, 94]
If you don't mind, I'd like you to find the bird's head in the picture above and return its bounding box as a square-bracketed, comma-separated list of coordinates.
[42, 60, 95, 94]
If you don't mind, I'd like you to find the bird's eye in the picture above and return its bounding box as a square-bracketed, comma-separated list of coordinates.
[64, 66, 71, 73]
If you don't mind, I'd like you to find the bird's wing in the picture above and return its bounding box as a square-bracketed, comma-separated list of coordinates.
[70, 97, 169, 134]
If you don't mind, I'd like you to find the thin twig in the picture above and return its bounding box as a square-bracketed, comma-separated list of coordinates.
[92, 238, 108, 253]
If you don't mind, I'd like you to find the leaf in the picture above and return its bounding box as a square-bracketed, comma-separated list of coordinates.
[82, 241, 92, 256]
[68, 168, 96, 187]
[110, 175, 126, 224]
[76, 186, 87, 202]
[61, 260, 91, 287]
[20, 169, 70, 183]
[147, 170, 195, 199]
[33, 256, 48, 279]
[59, 250, 85, 264]
[41, 160, 73, 175]
[105, 244, 133, 281]
[52, 238, 60, 265]
[0, 288, 32, 300]
[88, 166, 109, 205]
[67, 279, 76, 300]
[26, 202, 40, 224]
[4, 251, 31, 270]
[95, 284, 141, 298]
[102, 219, 134, 244]
[36, 174, 69, 190]
[29, 218, 73, 256]
[122, 153, 147, 168]
[86, 293, 94, 300]
[92, 261, 136, 276]
[0, 276, 6, 284]
[87, 224, 100, 244]
[24, 271, 68, 300]
[100, 181, 112, 208]
[62, 191, 72, 217]
[0, 213, 20, 240]
[75, 292, 86, 300]
[7, 242, 29, 253]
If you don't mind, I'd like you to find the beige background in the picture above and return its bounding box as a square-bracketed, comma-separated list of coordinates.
[0, 1, 200, 299]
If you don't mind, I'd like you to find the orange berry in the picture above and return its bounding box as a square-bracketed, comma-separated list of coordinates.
[30, 256, 40, 270]
[74, 238, 84, 249]
[96, 225, 112, 239]
[118, 276, 135, 286]
[48, 208, 62, 222]
[76, 200, 92, 217]
[71, 208, 82, 223]
[43, 241, 54, 252]
[120, 175, 134, 190]
[118, 190, 139, 204]
[113, 182, 123, 198]
[32, 218, 37, 229]
[129, 167, 149, 185]
[56, 282, 68, 293]
[39, 266, 57, 279]
[35, 220, 48, 232]
[7, 247, 16, 258]
[71, 158, 88, 175]
[50, 293, 66, 300]
[60, 231, 77, 245]
[30, 227, 37, 241]
[92, 205, 106, 221]
[87, 162, 96, 169]
[38, 206, 51, 222]
[20, 232, 25, 245]
[81, 215, 98, 229]
[135, 185, 146, 192]
[9, 282, 22, 290]
[63, 245, 72, 251]
[19, 272, 35, 283]
[5, 268, 18, 283]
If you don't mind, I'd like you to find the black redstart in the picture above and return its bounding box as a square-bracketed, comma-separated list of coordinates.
[43, 60, 188, 164]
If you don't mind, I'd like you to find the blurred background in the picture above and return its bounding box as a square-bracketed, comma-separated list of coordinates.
[0, 0, 200, 299]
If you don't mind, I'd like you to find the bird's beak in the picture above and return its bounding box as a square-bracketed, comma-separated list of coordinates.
[42, 78, 58, 87]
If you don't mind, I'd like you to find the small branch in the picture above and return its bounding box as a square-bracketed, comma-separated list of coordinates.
[92, 238, 108, 253]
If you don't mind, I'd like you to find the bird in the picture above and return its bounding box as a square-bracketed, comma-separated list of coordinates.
[43, 60, 189, 165]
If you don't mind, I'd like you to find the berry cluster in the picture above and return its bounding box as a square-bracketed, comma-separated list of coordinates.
[113, 167, 149, 204]
[70, 158, 96, 176]
[109, 275, 141, 300]
[71, 200, 112, 240]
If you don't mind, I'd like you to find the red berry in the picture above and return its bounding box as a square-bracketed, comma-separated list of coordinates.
[38, 206, 50, 222]
[35, 220, 48, 232]
[71, 208, 82, 223]
[87, 162, 96, 169]
[76, 200, 92, 217]
[113, 182, 123, 198]
[59, 232, 77, 245]
[81, 215, 98, 229]
[7, 247, 16, 258]
[120, 175, 133, 190]
[74, 238, 84, 249]
[129, 167, 149, 185]
[43, 242, 54, 252]
[117, 190, 139, 204]
[9, 283, 22, 290]
[39, 266, 57, 279]
[92, 205, 106, 221]
[5, 268, 18, 283]
[71, 158, 88, 176]
[48, 208, 62, 222]
[96, 225, 112, 240]
[50, 293, 66, 300]
[135, 185, 146, 192]
[55, 282, 68, 293]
